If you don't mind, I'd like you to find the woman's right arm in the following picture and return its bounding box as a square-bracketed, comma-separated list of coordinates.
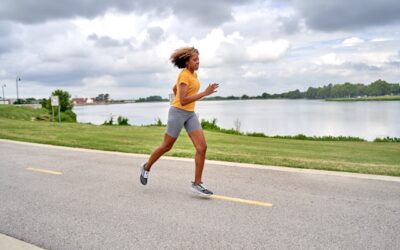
[172, 85, 177, 96]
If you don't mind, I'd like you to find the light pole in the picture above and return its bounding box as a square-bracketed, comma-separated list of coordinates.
[16, 76, 21, 102]
[1, 84, 6, 104]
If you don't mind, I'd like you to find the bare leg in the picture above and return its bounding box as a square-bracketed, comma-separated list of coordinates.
[145, 133, 177, 171]
[188, 129, 207, 184]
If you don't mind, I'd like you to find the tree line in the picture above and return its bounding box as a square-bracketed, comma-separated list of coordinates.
[205, 79, 400, 100]
[136, 95, 168, 102]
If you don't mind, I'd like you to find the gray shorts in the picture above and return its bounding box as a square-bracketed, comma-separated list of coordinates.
[166, 106, 202, 138]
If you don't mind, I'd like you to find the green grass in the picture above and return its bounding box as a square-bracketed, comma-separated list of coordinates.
[1, 105, 399, 176]
[326, 96, 400, 101]
[0, 105, 48, 120]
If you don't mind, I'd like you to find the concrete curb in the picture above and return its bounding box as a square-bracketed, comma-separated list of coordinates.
[1, 139, 399, 183]
[0, 234, 44, 250]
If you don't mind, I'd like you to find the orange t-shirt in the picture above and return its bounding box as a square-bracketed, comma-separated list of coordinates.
[172, 69, 200, 112]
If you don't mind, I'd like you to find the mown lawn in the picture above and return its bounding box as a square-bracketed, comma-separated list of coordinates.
[1, 114, 399, 176]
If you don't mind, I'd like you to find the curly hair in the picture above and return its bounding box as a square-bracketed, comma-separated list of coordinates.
[170, 47, 199, 68]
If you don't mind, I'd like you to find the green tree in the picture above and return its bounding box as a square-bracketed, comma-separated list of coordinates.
[368, 79, 391, 96]
[305, 87, 318, 99]
[46, 89, 73, 112]
[43, 89, 76, 122]
[136, 95, 164, 102]
[261, 92, 271, 99]
[282, 89, 303, 99]
[390, 84, 400, 95]
[96, 93, 110, 102]
[40, 98, 48, 108]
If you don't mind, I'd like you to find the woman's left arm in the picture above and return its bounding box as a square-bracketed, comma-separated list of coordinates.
[179, 83, 219, 106]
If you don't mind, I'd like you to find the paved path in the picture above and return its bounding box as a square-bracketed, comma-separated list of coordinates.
[1, 139, 399, 249]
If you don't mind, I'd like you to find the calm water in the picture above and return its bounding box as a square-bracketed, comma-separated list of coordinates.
[73, 100, 400, 141]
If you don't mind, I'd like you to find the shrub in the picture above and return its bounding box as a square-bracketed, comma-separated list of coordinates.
[201, 118, 219, 130]
[103, 116, 114, 125]
[246, 132, 267, 137]
[155, 117, 164, 126]
[117, 116, 129, 125]
[62, 110, 77, 122]
[374, 137, 400, 142]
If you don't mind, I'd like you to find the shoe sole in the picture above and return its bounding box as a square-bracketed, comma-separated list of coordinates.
[191, 187, 213, 197]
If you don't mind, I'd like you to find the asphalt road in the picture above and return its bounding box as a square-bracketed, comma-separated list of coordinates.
[1, 139, 399, 250]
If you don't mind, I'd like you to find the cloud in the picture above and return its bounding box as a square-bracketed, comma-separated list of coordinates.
[317, 53, 344, 66]
[87, 34, 131, 48]
[0, 21, 13, 35]
[0, 0, 254, 27]
[345, 62, 380, 71]
[82, 75, 118, 88]
[222, 2, 299, 39]
[247, 39, 291, 61]
[147, 26, 164, 42]
[278, 15, 301, 34]
[340, 37, 365, 47]
[190, 29, 290, 67]
[292, 0, 400, 31]
[0, 36, 22, 55]
[370, 38, 394, 42]
[0, 22, 22, 54]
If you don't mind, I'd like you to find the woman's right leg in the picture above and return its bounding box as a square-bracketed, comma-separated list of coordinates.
[144, 133, 177, 171]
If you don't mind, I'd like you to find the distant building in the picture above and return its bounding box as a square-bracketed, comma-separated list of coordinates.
[72, 97, 97, 105]
[72, 98, 86, 105]
[86, 98, 94, 104]
[0, 99, 10, 104]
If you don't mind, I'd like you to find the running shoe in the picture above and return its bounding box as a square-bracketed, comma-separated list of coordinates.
[140, 163, 149, 185]
[191, 182, 213, 197]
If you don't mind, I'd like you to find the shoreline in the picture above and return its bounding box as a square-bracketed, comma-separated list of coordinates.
[74, 120, 399, 143]
[74, 96, 400, 106]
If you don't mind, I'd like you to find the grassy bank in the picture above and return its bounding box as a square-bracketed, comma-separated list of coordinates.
[0, 105, 48, 120]
[325, 96, 400, 101]
[1, 105, 399, 176]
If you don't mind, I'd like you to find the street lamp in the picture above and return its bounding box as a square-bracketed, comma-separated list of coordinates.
[16, 76, 21, 102]
[1, 84, 6, 104]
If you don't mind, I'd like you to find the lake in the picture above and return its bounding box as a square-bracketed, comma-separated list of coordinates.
[73, 99, 400, 141]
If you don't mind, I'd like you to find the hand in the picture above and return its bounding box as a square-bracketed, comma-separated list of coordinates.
[204, 83, 219, 96]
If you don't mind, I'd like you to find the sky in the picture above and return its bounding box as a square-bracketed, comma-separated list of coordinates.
[0, 0, 400, 100]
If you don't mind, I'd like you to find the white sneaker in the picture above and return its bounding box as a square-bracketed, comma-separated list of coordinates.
[140, 163, 149, 185]
[191, 182, 213, 197]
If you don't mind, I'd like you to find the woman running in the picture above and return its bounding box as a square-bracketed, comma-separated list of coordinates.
[139, 46, 219, 196]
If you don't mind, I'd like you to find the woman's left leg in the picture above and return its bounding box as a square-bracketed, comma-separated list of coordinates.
[188, 129, 207, 184]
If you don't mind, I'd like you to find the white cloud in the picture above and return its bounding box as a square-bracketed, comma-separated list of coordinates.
[317, 53, 344, 65]
[340, 37, 365, 47]
[359, 52, 394, 66]
[82, 75, 118, 88]
[247, 39, 291, 61]
[371, 37, 394, 42]
[74, 12, 149, 42]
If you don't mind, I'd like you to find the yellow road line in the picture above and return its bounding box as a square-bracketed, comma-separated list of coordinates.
[26, 168, 62, 175]
[211, 194, 273, 207]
